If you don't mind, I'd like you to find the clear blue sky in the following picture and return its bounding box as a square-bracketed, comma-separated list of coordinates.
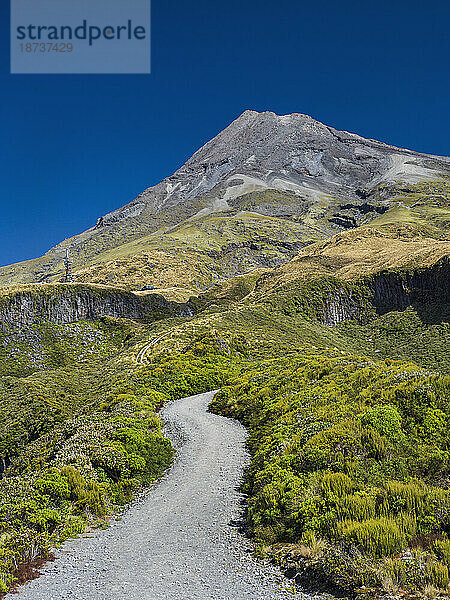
[1, 0, 449, 267]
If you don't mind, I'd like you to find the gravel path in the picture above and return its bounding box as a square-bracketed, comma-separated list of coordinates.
[8, 391, 320, 600]
[135, 332, 170, 365]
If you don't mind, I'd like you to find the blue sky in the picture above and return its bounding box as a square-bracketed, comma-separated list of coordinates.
[1, 0, 449, 267]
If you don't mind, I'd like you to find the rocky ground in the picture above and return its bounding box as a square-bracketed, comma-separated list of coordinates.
[7, 391, 327, 600]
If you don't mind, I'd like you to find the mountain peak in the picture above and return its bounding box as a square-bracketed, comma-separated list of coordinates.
[0, 110, 448, 287]
[234, 109, 323, 126]
[92, 109, 448, 236]
[236, 108, 313, 119]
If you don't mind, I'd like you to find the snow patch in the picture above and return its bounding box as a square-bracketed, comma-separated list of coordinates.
[192, 197, 232, 218]
[376, 154, 440, 184]
[163, 181, 181, 203]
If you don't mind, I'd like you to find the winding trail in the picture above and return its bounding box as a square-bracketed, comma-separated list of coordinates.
[8, 392, 314, 600]
[135, 332, 171, 365]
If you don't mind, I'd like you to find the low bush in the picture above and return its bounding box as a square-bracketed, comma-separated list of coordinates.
[337, 517, 406, 557]
[0, 330, 238, 593]
[432, 538, 450, 565]
[210, 349, 450, 596]
[426, 561, 449, 590]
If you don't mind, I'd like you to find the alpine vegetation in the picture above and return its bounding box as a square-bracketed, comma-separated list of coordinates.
[0, 111, 448, 599]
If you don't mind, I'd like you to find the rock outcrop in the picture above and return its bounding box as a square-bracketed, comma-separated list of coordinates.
[321, 287, 366, 326]
[369, 257, 449, 315]
[320, 258, 449, 326]
[0, 285, 193, 331]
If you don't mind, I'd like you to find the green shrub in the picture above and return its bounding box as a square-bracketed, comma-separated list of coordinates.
[321, 472, 354, 497]
[336, 493, 376, 521]
[381, 557, 409, 587]
[383, 480, 427, 514]
[421, 408, 448, 445]
[34, 469, 70, 500]
[300, 420, 364, 472]
[432, 538, 450, 565]
[362, 404, 405, 443]
[361, 427, 387, 459]
[338, 517, 406, 557]
[426, 561, 449, 589]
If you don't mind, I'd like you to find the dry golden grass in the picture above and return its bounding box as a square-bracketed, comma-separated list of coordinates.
[72, 247, 215, 293]
[1, 180, 448, 293]
[250, 224, 450, 296]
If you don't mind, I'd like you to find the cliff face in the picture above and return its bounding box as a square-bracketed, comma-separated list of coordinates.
[0, 286, 193, 331]
[321, 288, 366, 326]
[319, 258, 449, 326]
[369, 258, 449, 315]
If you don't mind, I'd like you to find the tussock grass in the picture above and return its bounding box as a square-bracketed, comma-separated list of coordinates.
[210, 348, 450, 595]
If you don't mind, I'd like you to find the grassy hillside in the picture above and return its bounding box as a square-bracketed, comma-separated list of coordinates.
[0, 320, 123, 378]
[210, 350, 450, 598]
[1, 318, 448, 597]
[193, 224, 448, 305]
[0, 177, 448, 597]
[0, 191, 327, 289]
[0, 328, 239, 593]
[1, 179, 447, 291]
[0, 269, 448, 597]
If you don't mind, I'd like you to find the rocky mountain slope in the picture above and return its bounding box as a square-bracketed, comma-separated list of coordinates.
[1, 111, 449, 293]
[0, 112, 450, 599]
